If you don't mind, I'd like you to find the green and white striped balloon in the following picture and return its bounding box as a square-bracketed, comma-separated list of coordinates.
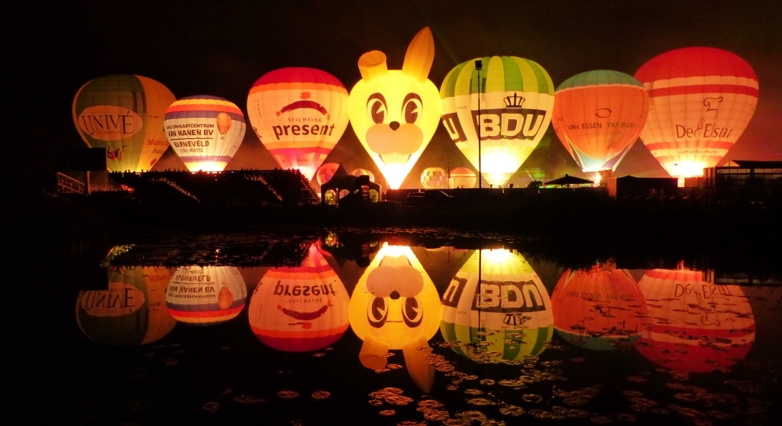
[440, 56, 555, 187]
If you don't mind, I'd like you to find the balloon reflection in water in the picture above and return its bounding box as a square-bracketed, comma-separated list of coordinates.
[551, 262, 647, 351]
[440, 249, 554, 363]
[349, 243, 441, 392]
[76, 266, 175, 346]
[248, 243, 349, 352]
[635, 267, 755, 373]
[165, 266, 246, 326]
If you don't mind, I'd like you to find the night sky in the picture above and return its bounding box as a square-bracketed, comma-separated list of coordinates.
[6, 0, 781, 185]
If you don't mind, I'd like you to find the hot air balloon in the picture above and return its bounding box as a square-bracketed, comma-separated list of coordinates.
[420, 167, 447, 189]
[248, 243, 350, 352]
[247, 67, 349, 180]
[634, 47, 759, 185]
[440, 249, 554, 363]
[352, 168, 375, 182]
[166, 266, 246, 326]
[348, 27, 442, 189]
[316, 162, 340, 186]
[73, 74, 175, 172]
[348, 243, 441, 392]
[449, 166, 476, 188]
[552, 70, 649, 179]
[551, 262, 647, 351]
[163, 95, 246, 172]
[635, 267, 755, 373]
[76, 266, 175, 346]
[441, 56, 555, 187]
[349, 243, 442, 351]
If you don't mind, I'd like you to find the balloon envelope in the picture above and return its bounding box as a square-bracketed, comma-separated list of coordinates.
[248, 243, 350, 352]
[441, 56, 555, 187]
[420, 167, 447, 189]
[164, 95, 246, 172]
[72, 74, 175, 172]
[634, 47, 758, 179]
[349, 244, 442, 351]
[76, 266, 175, 346]
[551, 263, 647, 351]
[635, 268, 755, 372]
[552, 70, 649, 173]
[247, 67, 349, 180]
[440, 249, 554, 363]
[166, 266, 246, 326]
[348, 27, 442, 189]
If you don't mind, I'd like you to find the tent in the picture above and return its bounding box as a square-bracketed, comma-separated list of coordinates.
[320, 164, 381, 206]
[544, 174, 594, 188]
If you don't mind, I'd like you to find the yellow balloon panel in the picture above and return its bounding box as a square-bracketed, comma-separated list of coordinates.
[348, 27, 442, 189]
[349, 243, 442, 349]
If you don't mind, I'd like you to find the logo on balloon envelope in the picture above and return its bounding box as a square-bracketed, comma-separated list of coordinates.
[442, 92, 548, 144]
[77, 106, 144, 141]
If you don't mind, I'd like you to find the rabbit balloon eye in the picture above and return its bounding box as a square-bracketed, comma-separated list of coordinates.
[402, 297, 423, 328]
[402, 93, 422, 124]
[367, 94, 387, 124]
[368, 297, 388, 328]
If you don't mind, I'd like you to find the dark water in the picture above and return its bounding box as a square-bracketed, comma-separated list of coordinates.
[13, 228, 782, 426]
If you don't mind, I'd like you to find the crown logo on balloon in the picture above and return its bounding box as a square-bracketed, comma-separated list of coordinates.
[504, 92, 526, 108]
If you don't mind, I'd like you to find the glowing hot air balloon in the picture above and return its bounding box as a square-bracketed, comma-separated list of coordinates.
[348, 243, 441, 392]
[441, 56, 555, 187]
[247, 67, 349, 180]
[248, 243, 350, 352]
[552, 70, 649, 177]
[316, 162, 340, 186]
[164, 95, 246, 172]
[551, 262, 647, 351]
[348, 27, 442, 189]
[420, 167, 447, 189]
[73, 74, 175, 172]
[352, 168, 375, 182]
[349, 244, 441, 361]
[440, 249, 554, 363]
[166, 266, 246, 326]
[634, 47, 759, 185]
[635, 267, 755, 373]
[449, 167, 476, 188]
[76, 266, 175, 346]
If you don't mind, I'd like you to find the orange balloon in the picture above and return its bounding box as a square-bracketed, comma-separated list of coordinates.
[552, 70, 649, 173]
